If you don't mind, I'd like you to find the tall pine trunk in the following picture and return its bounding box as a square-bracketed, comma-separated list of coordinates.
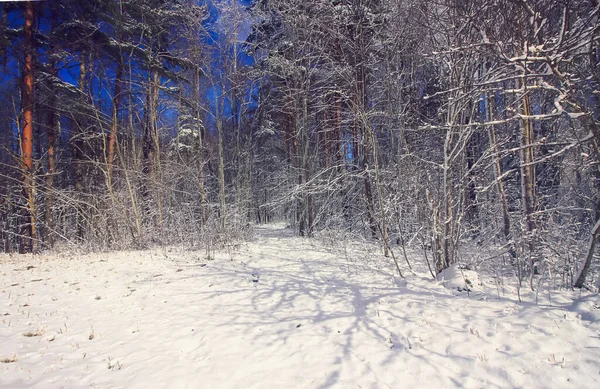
[20, 1, 37, 253]
[44, 6, 59, 248]
[107, 53, 122, 189]
[217, 92, 226, 230]
[194, 69, 207, 225]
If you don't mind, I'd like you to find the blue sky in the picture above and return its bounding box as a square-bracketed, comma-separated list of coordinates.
[0, 0, 259, 143]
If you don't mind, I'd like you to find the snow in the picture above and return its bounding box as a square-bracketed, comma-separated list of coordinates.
[437, 264, 483, 293]
[570, 295, 600, 324]
[1, 224, 600, 388]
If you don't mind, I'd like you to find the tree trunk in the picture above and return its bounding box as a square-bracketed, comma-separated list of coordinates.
[487, 95, 515, 257]
[194, 69, 207, 225]
[0, 4, 7, 70]
[574, 218, 600, 288]
[20, 1, 37, 253]
[302, 92, 313, 236]
[44, 66, 58, 248]
[74, 53, 87, 240]
[217, 98, 226, 230]
[141, 67, 163, 233]
[335, 96, 341, 165]
[150, 69, 163, 228]
[44, 7, 59, 248]
[441, 128, 454, 271]
[464, 133, 480, 238]
[107, 48, 122, 189]
[519, 79, 537, 278]
[371, 128, 389, 257]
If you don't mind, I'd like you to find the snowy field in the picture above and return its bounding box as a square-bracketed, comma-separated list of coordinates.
[1, 224, 600, 389]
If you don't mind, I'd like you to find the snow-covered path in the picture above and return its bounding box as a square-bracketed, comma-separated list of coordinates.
[1, 224, 599, 388]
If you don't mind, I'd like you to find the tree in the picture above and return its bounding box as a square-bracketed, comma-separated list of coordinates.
[20, 1, 36, 253]
[1, 0, 599, 290]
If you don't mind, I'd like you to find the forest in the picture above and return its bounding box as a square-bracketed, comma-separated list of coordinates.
[0, 0, 599, 289]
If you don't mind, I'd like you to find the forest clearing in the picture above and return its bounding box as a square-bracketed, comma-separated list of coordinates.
[2, 225, 599, 389]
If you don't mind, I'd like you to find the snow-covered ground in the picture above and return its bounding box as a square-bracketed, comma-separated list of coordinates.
[1, 224, 599, 388]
